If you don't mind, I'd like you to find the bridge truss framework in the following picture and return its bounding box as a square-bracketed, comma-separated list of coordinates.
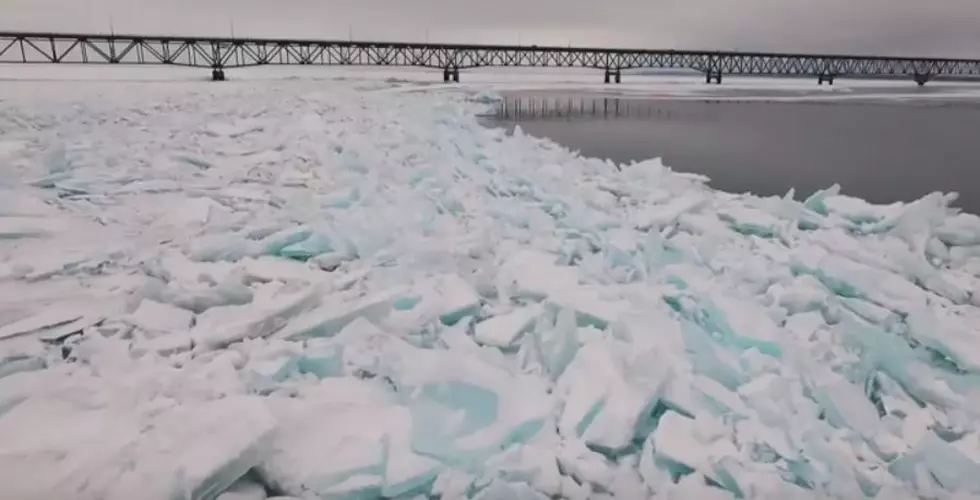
[2, 31, 979, 85]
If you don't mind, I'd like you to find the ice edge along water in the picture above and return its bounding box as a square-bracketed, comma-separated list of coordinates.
[1, 77, 980, 500]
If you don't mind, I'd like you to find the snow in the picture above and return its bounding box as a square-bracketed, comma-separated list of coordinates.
[0, 395, 275, 500]
[271, 289, 396, 341]
[1, 70, 980, 499]
[215, 477, 268, 500]
[474, 305, 541, 348]
[0, 307, 86, 341]
[128, 299, 195, 336]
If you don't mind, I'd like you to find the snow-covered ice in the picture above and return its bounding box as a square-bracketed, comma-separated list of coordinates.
[2, 72, 980, 499]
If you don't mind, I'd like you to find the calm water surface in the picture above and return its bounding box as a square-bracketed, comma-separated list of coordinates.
[486, 89, 980, 214]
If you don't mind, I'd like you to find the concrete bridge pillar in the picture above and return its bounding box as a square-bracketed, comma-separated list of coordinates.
[914, 72, 931, 86]
[604, 69, 621, 84]
[211, 68, 226, 81]
[706, 71, 723, 84]
[443, 67, 460, 83]
[817, 74, 835, 85]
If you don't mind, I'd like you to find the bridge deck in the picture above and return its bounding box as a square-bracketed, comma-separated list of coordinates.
[1, 31, 978, 85]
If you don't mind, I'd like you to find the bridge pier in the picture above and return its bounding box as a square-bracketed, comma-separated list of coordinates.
[706, 71, 723, 84]
[914, 72, 931, 86]
[211, 68, 226, 81]
[604, 69, 622, 84]
[443, 68, 460, 83]
[817, 74, 835, 85]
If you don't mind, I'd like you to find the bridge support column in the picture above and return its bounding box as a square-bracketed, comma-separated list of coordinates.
[443, 68, 460, 83]
[706, 71, 723, 84]
[604, 69, 621, 84]
[914, 72, 931, 86]
[211, 68, 226, 81]
[817, 74, 835, 85]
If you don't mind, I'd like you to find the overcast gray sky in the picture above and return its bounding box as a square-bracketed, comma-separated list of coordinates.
[5, 0, 980, 57]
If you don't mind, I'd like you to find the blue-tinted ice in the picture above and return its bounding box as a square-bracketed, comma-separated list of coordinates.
[0, 77, 979, 500]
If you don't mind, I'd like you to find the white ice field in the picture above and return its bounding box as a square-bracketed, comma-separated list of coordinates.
[2, 67, 980, 500]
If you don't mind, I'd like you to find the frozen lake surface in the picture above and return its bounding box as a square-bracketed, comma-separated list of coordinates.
[1, 67, 980, 499]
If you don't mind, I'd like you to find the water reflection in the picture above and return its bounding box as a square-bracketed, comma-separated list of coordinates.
[488, 94, 980, 123]
[492, 96, 679, 121]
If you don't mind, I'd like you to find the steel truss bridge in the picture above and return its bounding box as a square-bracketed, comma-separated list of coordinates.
[2, 31, 979, 86]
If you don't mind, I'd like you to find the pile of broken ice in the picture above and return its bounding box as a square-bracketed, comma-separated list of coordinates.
[2, 79, 980, 500]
